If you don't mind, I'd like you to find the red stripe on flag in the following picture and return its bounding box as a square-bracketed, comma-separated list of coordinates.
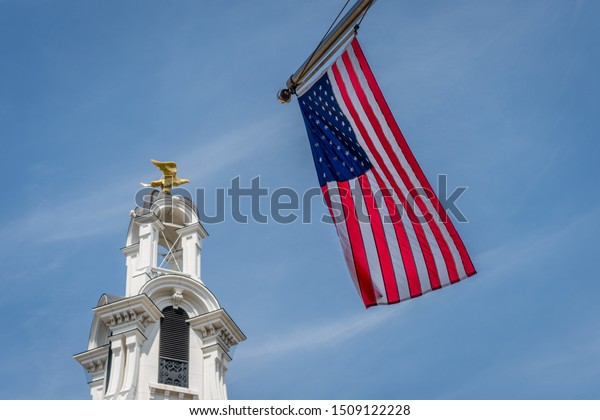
[341, 50, 459, 286]
[321, 184, 361, 295]
[350, 38, 476, 278]
[370, 167, 422, 298]
[358, 174, 400, 304]
[324, 182, 377, 307]
[331, 62, 442, 291]
[321, 184, 337, 223]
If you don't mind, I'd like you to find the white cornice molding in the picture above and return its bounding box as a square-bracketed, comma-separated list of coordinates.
[73, 344, 110, 381]
[148, 266, 193, 280]
[176, 222, 208, 239]
[93, 294, 163, 336]
[188, 309, 246, 352]
[120, 243, 140, 256]
[134, 211, 166, 230]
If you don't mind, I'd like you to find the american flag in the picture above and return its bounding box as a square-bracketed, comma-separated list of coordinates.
[298, 37, 476, 308]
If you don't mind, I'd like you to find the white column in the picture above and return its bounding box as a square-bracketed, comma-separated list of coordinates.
[118, 329, 147, 399]
[221, 359, 229, 399]
[89, 380, 105, 400]
[176, 224, 207, 281]
[131, 215, 165, 294]
[104, 336, 125, 399]
[201, 346, 230, 400]
[137, 218, 163, 271]
[121, 244, 139, 297]
[188, 309, 245, 400]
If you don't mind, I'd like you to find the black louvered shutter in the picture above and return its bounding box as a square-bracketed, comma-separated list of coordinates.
[160, 306, 189, 361]
[159, 306, 189, 387]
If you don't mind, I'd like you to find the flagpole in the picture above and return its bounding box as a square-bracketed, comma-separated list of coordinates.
[278, 0, 376, 104]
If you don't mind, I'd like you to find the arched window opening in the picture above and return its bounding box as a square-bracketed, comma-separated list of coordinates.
[157, 233, 183, 271]
[159, 306, 189, 387]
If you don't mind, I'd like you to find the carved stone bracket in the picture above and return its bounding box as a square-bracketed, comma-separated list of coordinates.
[218, 328, 236, 349]
[87, 359, 105, 373]
[172, 288, 184, 309]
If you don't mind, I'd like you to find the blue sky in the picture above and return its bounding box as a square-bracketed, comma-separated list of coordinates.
[0, 0, 598, 399]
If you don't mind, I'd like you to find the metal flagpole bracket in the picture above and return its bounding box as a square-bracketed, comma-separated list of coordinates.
[277, 0, 376, 104]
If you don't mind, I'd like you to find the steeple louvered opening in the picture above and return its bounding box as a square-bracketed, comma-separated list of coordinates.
[159, 306, 189, 387]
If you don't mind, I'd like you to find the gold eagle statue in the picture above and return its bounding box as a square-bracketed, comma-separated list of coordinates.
[141, 159, 190, 193]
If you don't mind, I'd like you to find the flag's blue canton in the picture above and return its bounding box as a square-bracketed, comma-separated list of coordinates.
[299, 73, 372, 187]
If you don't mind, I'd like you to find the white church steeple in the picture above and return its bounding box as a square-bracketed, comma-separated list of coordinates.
[75, 162, 245, 400]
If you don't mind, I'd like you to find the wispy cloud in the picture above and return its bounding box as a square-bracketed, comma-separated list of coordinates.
[475, 203, 599, 280]
[440, 317, 600, 399]
[176, 114, 289, 183]
[238, 306, 403, 361]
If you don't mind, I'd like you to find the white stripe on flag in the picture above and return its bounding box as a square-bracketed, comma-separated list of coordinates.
[372, 170, 433, 295]
[363, 170, 412, 301]
[349, 177, 387, 303]
[345, 44, 468, 280]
